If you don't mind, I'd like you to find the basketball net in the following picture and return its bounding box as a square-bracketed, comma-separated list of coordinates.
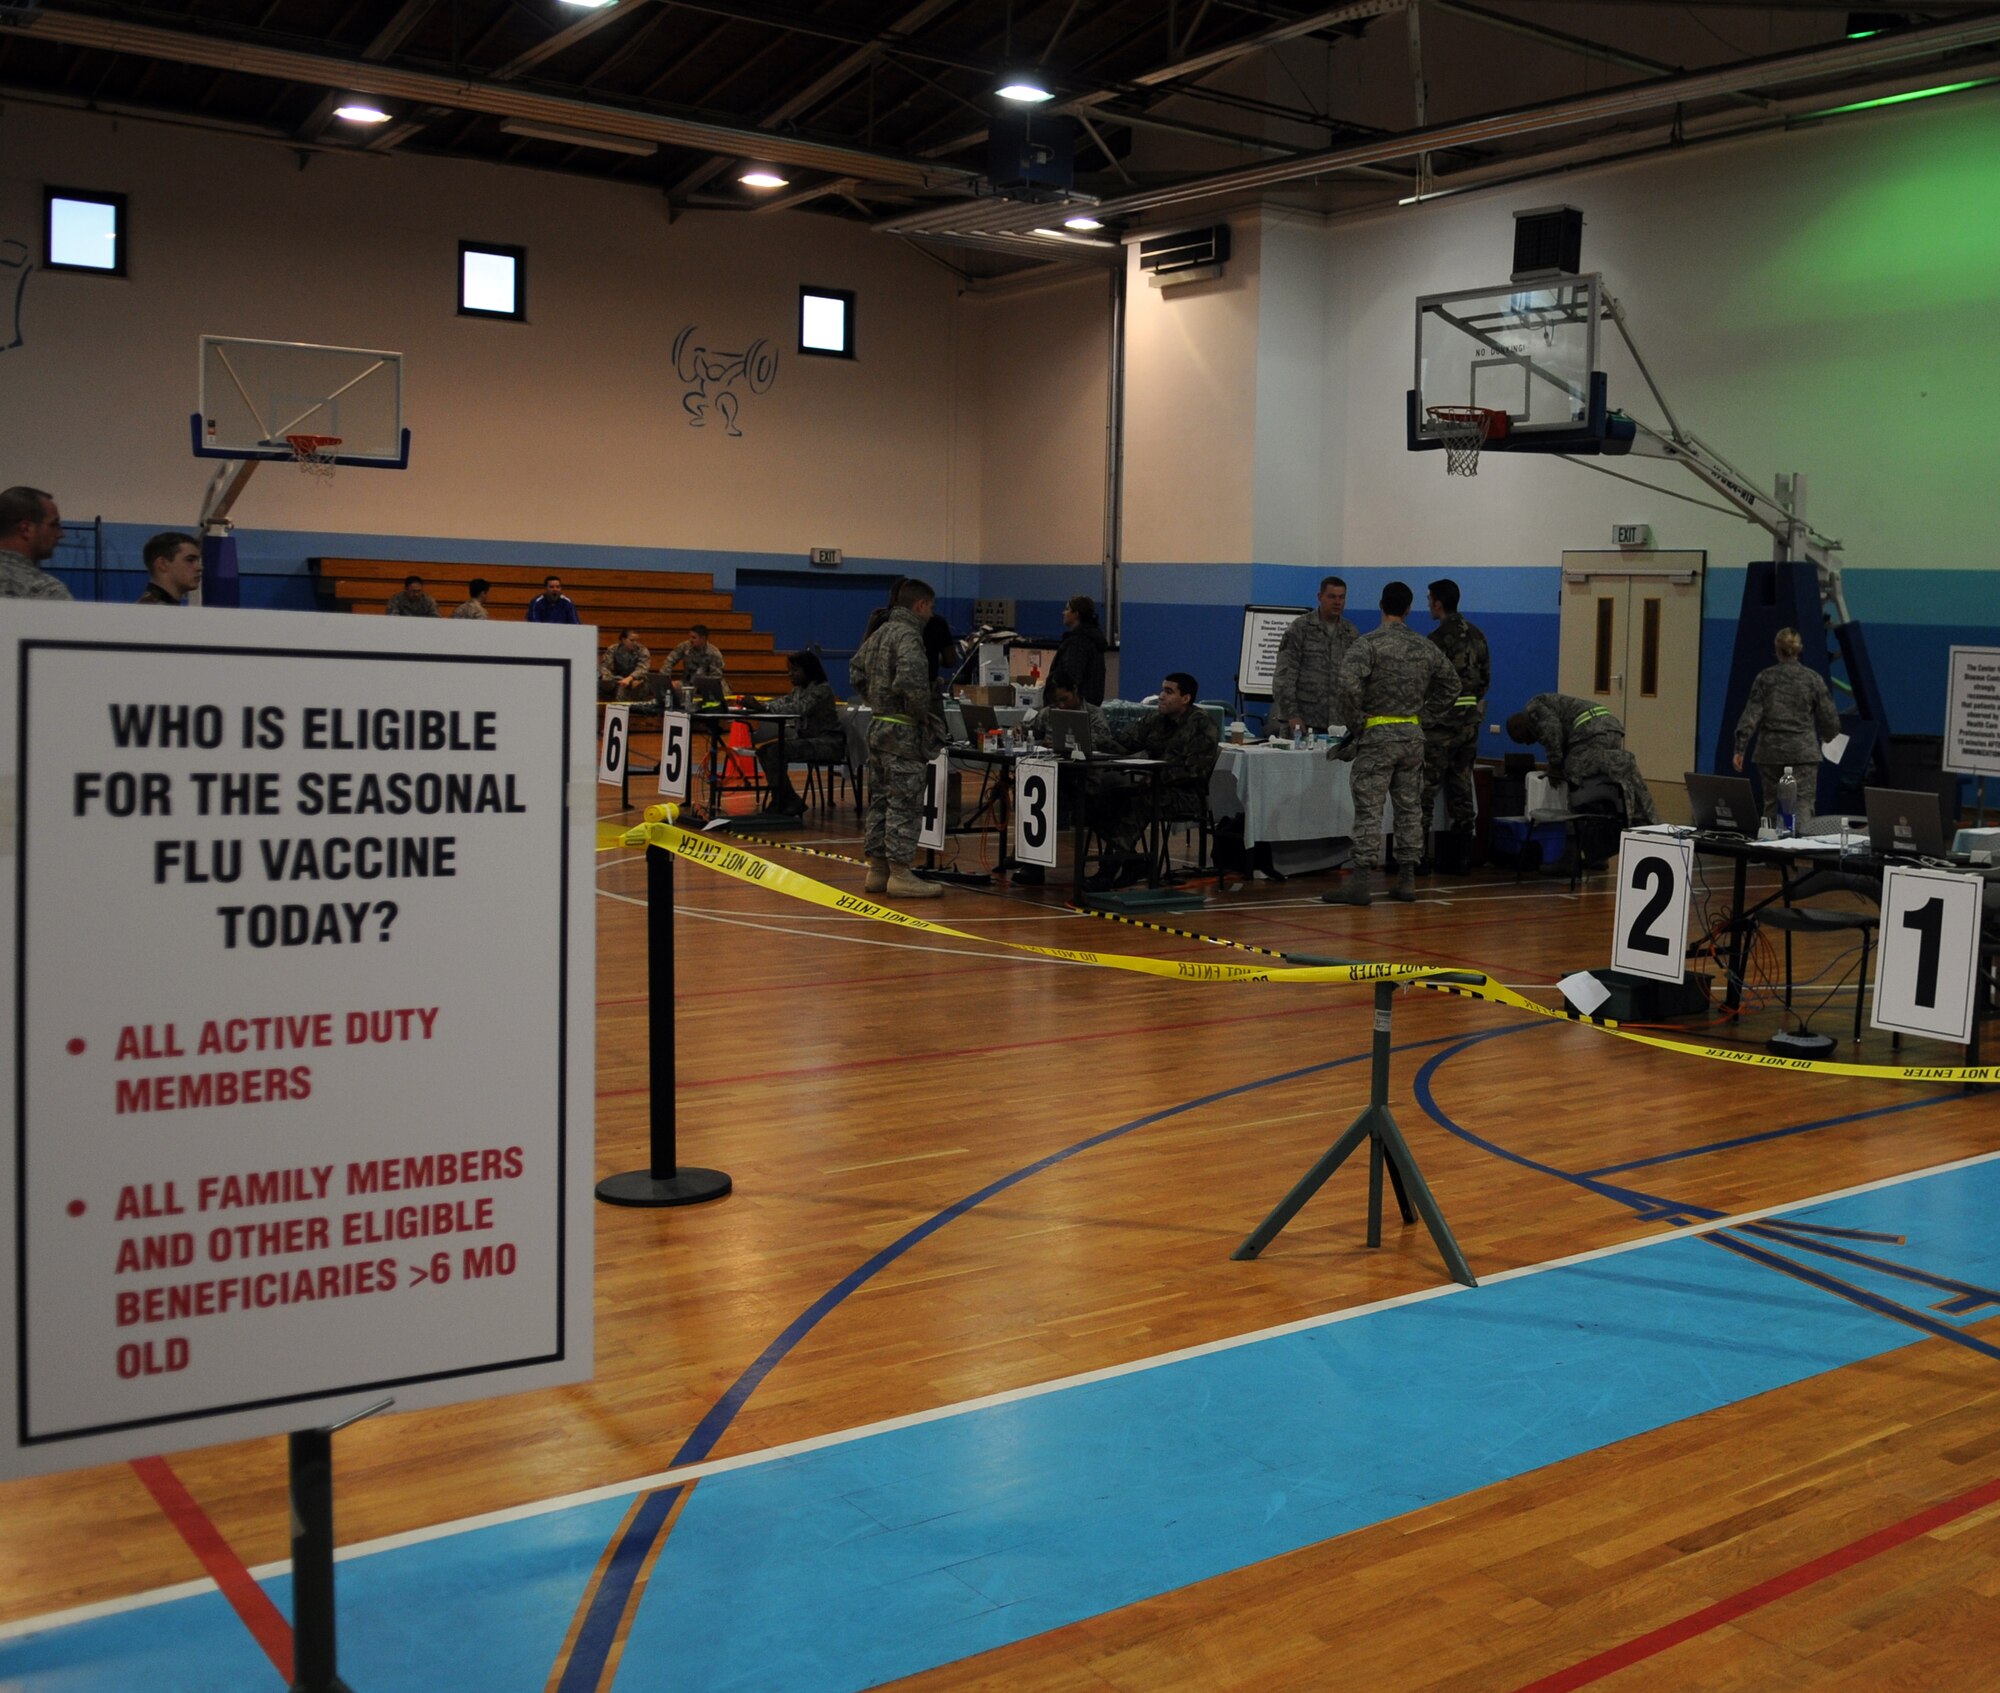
[1426, 407, 1504, 477]
[285, 434, 342, 482]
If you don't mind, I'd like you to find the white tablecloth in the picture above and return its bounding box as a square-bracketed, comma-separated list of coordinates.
[1209, 745, 1466, 849]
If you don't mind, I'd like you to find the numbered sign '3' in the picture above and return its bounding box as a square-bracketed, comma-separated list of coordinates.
[1611, 832, 1695, 984]
[597, 703, 630, 787]
[657, 711, 692, 802]
[1872, 864, 1985, 1044]
[1014, 759, 1059, 868]
[917, 750, 950, 852]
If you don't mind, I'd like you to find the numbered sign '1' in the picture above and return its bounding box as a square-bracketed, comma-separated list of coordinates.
[1872, 864, 1985, 1044]
[657, 711, 692, 802]
[917, 750, 950, 852]
[1610, 832, 1694, 983]
[1014, 759, 1059, 868]
[597, 703, 630, 787]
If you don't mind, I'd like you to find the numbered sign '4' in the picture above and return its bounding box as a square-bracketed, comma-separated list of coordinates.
[657, 711, 693, 802]
[597, 702, 630, 787]
[1872, 864, 1985, 1045]
[1610, 832, 1695, 984]
[917, 750, 950, 852]
[1014, 759, 1059, 868]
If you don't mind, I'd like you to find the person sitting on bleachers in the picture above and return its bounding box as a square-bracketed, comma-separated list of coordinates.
[1086, 672, 1220, 890]
[384, 573, 439, 617]
[599, 629, 656, 702]
[526, 574, 579, 625]
[453, 578, 490, 619]
[754, 651, 842, 816]
[664, 625, 727, 703]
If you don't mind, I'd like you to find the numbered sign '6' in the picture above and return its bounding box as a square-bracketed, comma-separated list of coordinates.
[1872, 864, 1985, 1044]
[597, 702, 630, 787]
[657, 710, 693, 802]
[917, 750, 951, 852]
[1014, 759, 1059, 868]
[1610, 832, 1694, 983]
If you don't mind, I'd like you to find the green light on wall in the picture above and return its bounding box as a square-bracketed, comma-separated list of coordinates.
[1815, 79, 1997, 116]
[1845, 27, 1882, 39]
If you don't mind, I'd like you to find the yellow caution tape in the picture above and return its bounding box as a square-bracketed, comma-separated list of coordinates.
[596, 810, 2000, 1086]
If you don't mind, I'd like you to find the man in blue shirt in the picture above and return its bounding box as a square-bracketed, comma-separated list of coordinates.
[526, 574, 579, 625]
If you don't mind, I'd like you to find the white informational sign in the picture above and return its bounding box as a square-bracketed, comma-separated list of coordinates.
[1610, 831, 1694, 983]
[657, 711, 692, 803]
[597, 702, 630, 787]
[1871, 864, 1985, 1044]
[0, 604, 597, 1479]
[1943, 646, 2000, 777]
[1013, 760, 1059, 868]
[1236, 606, 1305, 699]
[917, 750, 950, 851]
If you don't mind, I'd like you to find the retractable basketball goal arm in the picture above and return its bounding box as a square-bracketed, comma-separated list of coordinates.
[198, 457, 260, 532]
[1597, 293, 1853, 626]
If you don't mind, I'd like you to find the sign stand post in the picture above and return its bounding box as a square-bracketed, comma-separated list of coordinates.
[595, 844, 732, 1208]
[1231, 981, 1476, 1287]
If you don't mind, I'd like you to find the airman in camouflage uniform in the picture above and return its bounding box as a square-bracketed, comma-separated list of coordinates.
[1507, 693, 1660, 826]
[1087, 674, 1219, 887]
[1324, 583, 1461, 906]
[1034, 683, 1116, 754]
[0, 487, 72, 600]
[1420, 579, 1490, 869]
[1269, 576, 1360, 735]
[849, 581, 946, 899]
[1733, 627, 1841, 828]
[598, 630, 656, 701]
[664, 628, 729, 702]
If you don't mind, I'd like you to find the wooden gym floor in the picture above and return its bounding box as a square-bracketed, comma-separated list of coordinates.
[3, 791, 1998, 1692]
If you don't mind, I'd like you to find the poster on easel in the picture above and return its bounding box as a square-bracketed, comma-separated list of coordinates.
[1236, 605, 1305, 699]
[0, 604, 597, 1478]
[1943, 645, 2000, 776]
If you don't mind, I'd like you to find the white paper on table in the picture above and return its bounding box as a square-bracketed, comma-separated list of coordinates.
[1558, 971, 1612, 1016]
[1822, 732, 1850, 762]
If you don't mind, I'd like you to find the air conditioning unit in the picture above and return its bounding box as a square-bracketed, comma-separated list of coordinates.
[1137, 224, 1231, 289]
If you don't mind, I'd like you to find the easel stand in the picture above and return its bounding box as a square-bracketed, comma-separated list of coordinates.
[596, 844, 732, 1207]
[286, 1398, 390, 1693]
[1233, 982, 1476, 1286]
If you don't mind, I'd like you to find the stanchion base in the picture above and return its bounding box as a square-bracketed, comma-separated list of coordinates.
[596, 1167, 733, 1207]
[289, 1678, 356, 1693]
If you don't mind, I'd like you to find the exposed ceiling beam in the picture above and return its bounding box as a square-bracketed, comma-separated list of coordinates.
[0, 9, 979, 191]
[294, 0, 445, 140]
[668, 0, 964, 201]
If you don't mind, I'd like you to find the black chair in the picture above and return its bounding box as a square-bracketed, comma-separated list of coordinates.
[1752, 867, 1881, 1046]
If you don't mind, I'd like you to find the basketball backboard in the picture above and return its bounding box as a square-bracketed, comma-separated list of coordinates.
[192, 335, 409, 467]
[1408, 274, 1632, 457]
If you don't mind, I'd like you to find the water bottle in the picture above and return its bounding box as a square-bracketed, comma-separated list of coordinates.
[1777, 766, 1797, 835]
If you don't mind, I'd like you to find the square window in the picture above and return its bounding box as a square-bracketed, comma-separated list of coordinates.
[45, 188, 126, 276]
[799, 287, 854, 358]
[459, 242, 525, 319]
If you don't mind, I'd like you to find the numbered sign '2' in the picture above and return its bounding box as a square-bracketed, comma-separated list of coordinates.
[657, 710, 692, 802]
[1014, 759, 1059, 868]
[1610, 832, 1694, 983]
[917, 750, 950, 852]
[1872, 864, 1984, 1044]
[597, 702, 630, 787]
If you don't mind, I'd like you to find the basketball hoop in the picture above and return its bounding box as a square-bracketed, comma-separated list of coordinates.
[284, 434, 343, 481]
[1426, 406, 1507, 477]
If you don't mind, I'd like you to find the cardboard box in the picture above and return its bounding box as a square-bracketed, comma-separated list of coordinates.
[955, 684, 1017, 707]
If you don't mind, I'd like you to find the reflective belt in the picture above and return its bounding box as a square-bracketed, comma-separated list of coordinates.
[873, 712, 915, 727]
[1571, 706, 1612, 729]
[1365, 714, 1420, 728]
[1453, 695, 1480, 709]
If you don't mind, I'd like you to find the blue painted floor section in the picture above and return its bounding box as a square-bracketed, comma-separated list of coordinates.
[6, 1161, 1997, 1693]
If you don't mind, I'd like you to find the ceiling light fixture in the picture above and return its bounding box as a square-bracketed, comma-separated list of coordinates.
[997, 76, 1054, 103]
[1814, 77, 1996, 115]
[333, 102, 391, 124]
[1062, 215, 1103, 231]
[739, 168, 790, 189]
[558, 0, 619, 9]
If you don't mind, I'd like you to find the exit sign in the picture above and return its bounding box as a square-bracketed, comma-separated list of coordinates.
[809, 547, 842, 568]
[1614, 524, 1652, 548]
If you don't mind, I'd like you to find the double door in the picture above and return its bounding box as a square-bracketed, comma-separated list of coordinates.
[1556, 552, 1705, 824]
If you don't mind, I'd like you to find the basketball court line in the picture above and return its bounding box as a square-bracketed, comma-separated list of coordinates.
[8, 1145, 1996, 1652]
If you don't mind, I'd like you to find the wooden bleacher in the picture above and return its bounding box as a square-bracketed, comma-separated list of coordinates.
[309, 557, 792, 694]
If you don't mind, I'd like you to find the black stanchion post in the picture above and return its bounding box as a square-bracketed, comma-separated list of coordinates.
[597, 842, 732, 1207]
[287, 1427, 353, 1693]
[1232, 981, 1475, 1286]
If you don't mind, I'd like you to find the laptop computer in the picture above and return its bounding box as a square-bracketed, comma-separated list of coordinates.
[1042, 708, 1095, 756]
[1685, 771, 1760, 837]
[959, 703, 1000, 744]
[1865, 787, 1949, 860]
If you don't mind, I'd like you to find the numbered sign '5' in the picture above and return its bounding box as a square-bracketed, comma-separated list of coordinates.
[657, 711, 692, 802]
[1611, 833, 1695, 984]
